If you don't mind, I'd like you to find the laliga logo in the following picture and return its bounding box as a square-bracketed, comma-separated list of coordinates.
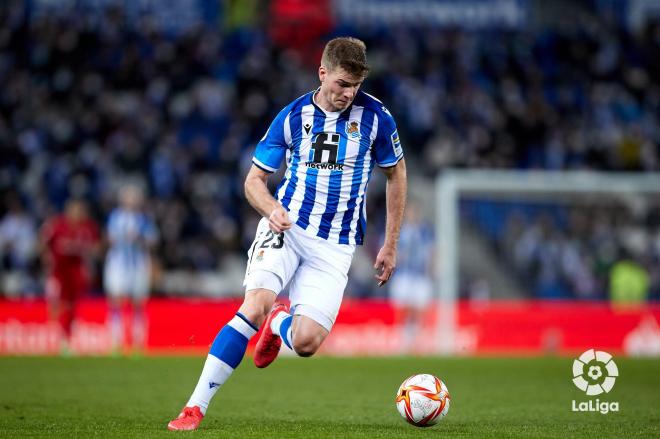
[571, 349, 620, 414]
[572, 349, 618, 395]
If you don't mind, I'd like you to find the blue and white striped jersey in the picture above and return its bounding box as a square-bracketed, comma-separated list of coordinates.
[106, 208, 158, 266]
[253, 90, 404, 245]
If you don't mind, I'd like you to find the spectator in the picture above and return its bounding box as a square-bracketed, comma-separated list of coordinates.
[0, 2, 659, 300]
[0, 194, 37, 296]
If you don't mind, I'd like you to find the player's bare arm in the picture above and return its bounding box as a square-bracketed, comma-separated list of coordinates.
[244, 164, 292, 233]
[374, 158, 407, 287]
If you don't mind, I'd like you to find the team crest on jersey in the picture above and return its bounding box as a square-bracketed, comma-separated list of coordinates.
[391, 130, 402, 156]
[346, 120, 361, 139]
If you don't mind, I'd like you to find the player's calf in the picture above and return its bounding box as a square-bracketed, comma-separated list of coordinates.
[168, 311, 260, 430]
[292, 331, 324, 357]
[291, 315, 329, 357]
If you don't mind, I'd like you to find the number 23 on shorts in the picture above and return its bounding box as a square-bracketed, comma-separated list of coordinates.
[259, 230, 284, 249]
[250, 230, 284, 265]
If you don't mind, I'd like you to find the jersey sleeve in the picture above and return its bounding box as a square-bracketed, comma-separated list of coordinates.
[252, 106, 291, 173]
[373, 109, 404, 168]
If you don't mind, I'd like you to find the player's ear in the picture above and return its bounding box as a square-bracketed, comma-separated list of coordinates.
[318, 65, 327, 83]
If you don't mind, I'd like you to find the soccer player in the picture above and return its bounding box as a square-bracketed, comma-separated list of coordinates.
[387, 200, 435, 353]
[41, 199, 100, 353]
[168, 37, 407, 431]
[104, 185, 158, 353]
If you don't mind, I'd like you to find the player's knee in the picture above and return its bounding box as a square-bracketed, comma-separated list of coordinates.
[239, 305, 269, 327]
[292, 332, 323, 357]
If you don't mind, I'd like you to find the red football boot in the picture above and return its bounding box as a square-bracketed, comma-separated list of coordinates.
[167, 406, 204, 431]
[253, 303, 289, 368]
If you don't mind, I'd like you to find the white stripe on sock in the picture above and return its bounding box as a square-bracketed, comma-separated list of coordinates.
[227, 315, 257, 339]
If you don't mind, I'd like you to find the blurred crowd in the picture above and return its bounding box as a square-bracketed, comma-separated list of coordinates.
[465, 200, 660, 301]
[357, 18, 660, 173]
[1, 2, 659, 298]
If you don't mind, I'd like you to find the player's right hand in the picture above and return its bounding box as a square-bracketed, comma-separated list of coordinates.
[374, 245, 396, 287]
[268, 206, 292, 233]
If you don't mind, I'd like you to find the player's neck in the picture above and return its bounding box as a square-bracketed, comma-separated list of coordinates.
[313, 89, 341, 113]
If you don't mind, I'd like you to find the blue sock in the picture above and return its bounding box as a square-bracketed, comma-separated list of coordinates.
[187, 312, 258, 414]
[208, 312, 257, 367]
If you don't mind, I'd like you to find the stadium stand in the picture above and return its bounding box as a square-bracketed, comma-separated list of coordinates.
[0, 0, 658, 300]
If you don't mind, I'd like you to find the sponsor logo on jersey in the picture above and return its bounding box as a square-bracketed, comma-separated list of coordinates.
[306, 132, 344, 170]
[304, 162, 345, 170]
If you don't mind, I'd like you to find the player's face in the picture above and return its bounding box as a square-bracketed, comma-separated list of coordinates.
[65, 201, 87, 222]
[120, 187, 142, 210]
[317, 66, 364, 112]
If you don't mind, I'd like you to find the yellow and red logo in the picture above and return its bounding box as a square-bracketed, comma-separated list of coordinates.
[346, 120, 360, 139]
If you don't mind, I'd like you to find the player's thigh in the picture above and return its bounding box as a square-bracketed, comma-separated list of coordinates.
[45, 274, 62, 303]
[243, 217, 300, 295]
[288, 240, 354, 332]
[52, 267, 88, 305]
[389, 273, 431, 307]
[73, 268, 89, 299]
[130, 261, 151, 302]
[390, 273, 434, 308]
[104, 259, 128, 299]
[408, 277, 433, 309]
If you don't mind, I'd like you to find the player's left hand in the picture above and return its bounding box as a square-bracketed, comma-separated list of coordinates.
[374, 245, 396, 287]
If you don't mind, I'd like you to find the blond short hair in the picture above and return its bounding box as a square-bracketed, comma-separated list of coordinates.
[321, 37, 369, 78]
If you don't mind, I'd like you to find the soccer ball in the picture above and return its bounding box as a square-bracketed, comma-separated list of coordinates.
[395, 374, 450, 427]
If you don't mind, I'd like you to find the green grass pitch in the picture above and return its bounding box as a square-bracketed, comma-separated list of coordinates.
[0, 356, 658, 438]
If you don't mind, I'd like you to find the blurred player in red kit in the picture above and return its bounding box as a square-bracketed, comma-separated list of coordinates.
[41, 199, 100, 353]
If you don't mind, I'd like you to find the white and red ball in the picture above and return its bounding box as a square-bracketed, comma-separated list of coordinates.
[395, 374, 450, 427]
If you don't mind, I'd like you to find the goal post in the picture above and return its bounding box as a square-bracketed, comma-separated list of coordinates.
[435, 170, 660, 355]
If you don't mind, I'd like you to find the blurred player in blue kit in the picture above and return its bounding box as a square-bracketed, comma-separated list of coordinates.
[168, 37, 407, 430]
[104, 185, 158, 353]
[387, 199, 435, 353]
